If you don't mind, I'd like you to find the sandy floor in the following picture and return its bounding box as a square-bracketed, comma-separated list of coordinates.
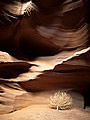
[0, 90, 90, 120]
[0, 104, 90, 120]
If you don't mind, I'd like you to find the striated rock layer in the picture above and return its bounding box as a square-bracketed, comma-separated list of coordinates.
[0, 0, 90, 114]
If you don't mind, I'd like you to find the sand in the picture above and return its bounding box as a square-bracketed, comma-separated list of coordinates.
[0, 104, 90, 120]
[0, 90, 90, 120]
